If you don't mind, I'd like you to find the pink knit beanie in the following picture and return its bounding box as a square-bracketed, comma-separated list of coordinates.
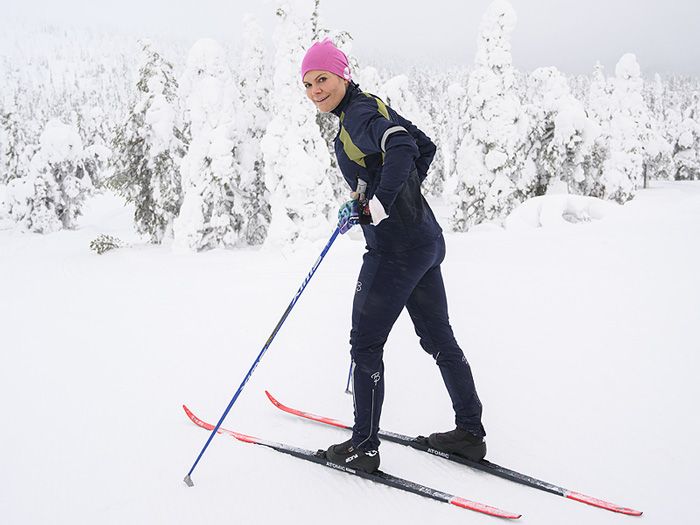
[301, 38, 351, 81]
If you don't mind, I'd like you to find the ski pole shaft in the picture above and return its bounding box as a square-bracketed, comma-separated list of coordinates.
[184, 227, 341, 486]
[344, 359, 353, 394]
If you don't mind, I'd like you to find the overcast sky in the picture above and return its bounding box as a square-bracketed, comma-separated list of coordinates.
[4, 0, 700, 76]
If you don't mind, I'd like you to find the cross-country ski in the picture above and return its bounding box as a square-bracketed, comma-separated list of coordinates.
[264, 391, 643, 516]
[183, 405, 521, 519]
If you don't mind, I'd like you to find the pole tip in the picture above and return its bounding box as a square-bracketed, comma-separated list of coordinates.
[184, 475, 194, 487]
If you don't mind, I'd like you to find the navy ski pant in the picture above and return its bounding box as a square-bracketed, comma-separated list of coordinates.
[349, 234, 485, 451]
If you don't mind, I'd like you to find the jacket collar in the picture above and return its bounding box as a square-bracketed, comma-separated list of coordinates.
[331, 81, 359, 117]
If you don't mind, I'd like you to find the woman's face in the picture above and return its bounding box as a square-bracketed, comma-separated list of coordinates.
[303, 70, 348, 113]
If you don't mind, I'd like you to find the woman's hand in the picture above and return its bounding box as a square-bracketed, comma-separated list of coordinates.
[337, 200, 360, 234]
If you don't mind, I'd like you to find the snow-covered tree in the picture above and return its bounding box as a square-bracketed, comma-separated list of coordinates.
[581, 63, 614, 197]
[174, 38, 246, 252]
[597, 54, 661, 202]
[672, 91, 700, 180]
[643, 74, 675, 183]
[83, 140, 113, 189]
[237, 15, 272, 245]
[382, 74, 434, 136]
[78, 106, 116, 188]
[407, 70, 445, 197]
[525, 66, 598, 195]
[0, 97, 32, 185]
[0, 23, 137, 179]
[109, 41, 185, 243]
[441, 81, 468, 197]
[450, 0, 535, 231]
[5, 119, 94, 232]
[260, 0, 335, 247]
[355, 66, 385, 97]
[0, 102, 9, 184]
[0, 113, 9, 185]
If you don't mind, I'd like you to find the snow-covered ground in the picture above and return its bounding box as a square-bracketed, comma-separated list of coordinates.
[2, 181, 699, 524]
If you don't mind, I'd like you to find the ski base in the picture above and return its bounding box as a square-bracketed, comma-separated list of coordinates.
[264, 390, 642, 517]
[183, 405, 520, 519]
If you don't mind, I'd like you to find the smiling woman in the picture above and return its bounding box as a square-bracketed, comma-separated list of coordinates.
[301, 38, 351, 113]
[299, 38, 487, 475]
[303, 71, 348, 113]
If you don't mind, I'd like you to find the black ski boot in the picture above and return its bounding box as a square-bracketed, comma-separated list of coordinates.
[325, 438, 380, 473]
[427, 428, 487, 461]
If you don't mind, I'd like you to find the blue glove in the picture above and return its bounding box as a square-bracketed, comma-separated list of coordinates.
[337, 200, 360, 234]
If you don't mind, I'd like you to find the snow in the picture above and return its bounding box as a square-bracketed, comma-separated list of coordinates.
[259, 1, 335, 248]
[503, 194, 620, 230]
[144, 87, 177, 157]
[4, 118, 93, 233]
[2, 181, 699, 524]
[174, 38, 244, 251]
[35, 118, 84, 164]
[484, 148, 508, 171]
[2, 0, 700, 521]
[452, 0, 534, 231]
[615, 53, 641, 80]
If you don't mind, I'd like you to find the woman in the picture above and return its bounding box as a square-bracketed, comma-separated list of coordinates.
[301, 39, 485, 473]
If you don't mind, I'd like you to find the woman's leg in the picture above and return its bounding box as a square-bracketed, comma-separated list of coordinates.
[349, 246, 434, 449]
[405, 236, 485, 436]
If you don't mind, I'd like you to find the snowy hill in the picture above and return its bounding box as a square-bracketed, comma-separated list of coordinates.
[2, 181, 699, 524]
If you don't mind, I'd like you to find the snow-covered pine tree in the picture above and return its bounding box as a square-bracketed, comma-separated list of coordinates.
[310, 0, 322, 39]
[662, 77, 690, 180]
[672, 91, 700, 180]
[89, 233, 125, 254]
[599, 54, 657, 202]
[1, 23, 137, 182]
[0, 97, 32, 185]
[5, 119, 94, 232]
[382, 74, 434, 138]
[260, 0, 335, 247]
[109, 40, 184, 243]
[83, 140, 113, 189]
[643, 74, 676, 183]
[450, 0, 535, 231]
[174, 38, 246, 251]
[237, 15, 272, 245]
[568, 74, 591, 105]
[0, 103, 10, 185]
[355, 66, 385, 97]
[409, 69, 447, 197]
[441, 80, 468, 197]
[382, 73, 441, 196]
[581, 62, 612, 197]
[525, 66, 597, 195]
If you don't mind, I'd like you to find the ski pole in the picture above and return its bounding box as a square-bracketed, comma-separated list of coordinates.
[344, 359, 353, 394]
[184, 227, 342, 487]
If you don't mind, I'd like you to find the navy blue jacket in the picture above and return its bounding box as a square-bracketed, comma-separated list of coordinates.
[331, 83, 442, 252]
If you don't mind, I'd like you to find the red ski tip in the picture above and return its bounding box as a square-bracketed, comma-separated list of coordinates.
[264, 391, 351, 430]
[450, 497, 521, 519]
[183, 405, 215, 431]
[182, 405, 259, 444]
[264, 390, 282, 407]
[565, 491, 643, 516]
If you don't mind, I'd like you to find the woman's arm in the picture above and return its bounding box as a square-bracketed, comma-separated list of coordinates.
[394, 113, 437, 182]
